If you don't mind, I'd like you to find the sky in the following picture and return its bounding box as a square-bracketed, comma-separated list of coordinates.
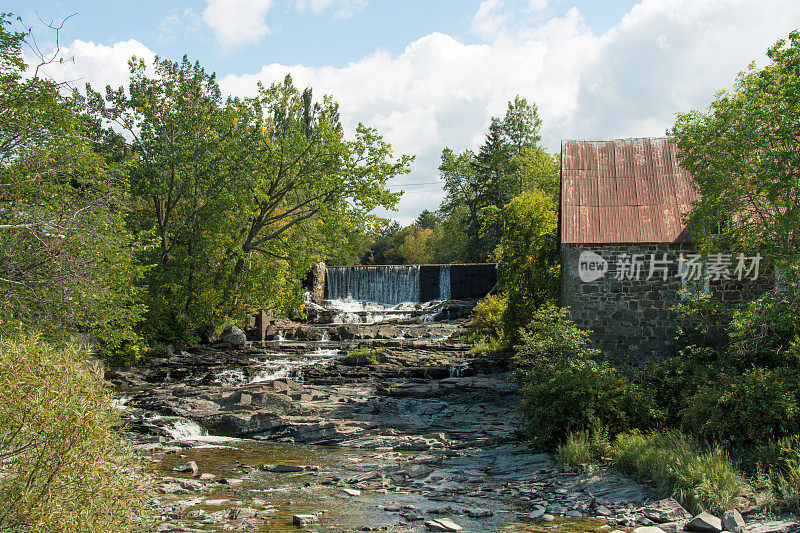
[11, 0, 800, 224]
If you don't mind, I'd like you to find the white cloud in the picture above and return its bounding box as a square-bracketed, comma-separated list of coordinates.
[294, 0, 368, 19]
[26, 39, 155, 93]
[157, 8, 201, 45]
[470, 0, 509, 39]
[26, 0, 800, 223]
[203, 0, 274, 47]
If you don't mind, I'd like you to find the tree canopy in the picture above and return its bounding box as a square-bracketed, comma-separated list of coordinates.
[672, 30, 800, 267]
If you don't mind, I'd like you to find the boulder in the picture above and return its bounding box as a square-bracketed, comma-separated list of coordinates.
[722, 510, 746, 533]
[336, 324, 360, 340]
[293, 514, 318, 526]
[342, 488, 361, 496]
[425, 518, 463, 532]
[220, 325, 246, 346]
[465, 508, 492, 518]
[686, 512, 723, 533]
[643, 498, 692, 524]
[173, 461, 198, 474]
[633, 528, 666, 533]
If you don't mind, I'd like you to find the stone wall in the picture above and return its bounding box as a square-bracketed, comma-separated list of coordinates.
[561, 243, 770, 364]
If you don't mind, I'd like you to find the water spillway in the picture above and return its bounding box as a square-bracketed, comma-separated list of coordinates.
[324, 265, 421, 306]
[322, 263, 496, 304]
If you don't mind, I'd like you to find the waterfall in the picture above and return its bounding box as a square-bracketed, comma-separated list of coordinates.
[325, 265, 420, 305]
[439, 265, 451, 300]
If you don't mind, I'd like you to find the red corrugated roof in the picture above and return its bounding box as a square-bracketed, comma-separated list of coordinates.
[560, 138, 698, 244]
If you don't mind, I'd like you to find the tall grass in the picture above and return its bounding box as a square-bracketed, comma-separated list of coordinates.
[612, 430, 750, 515]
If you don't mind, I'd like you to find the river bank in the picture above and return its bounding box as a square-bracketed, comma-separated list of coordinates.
[109, 317, 797, 532]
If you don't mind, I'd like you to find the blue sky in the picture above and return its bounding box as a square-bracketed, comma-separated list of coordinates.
[12, 0, 800, 223]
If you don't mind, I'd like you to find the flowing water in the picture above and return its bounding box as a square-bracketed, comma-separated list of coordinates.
[325, 265, 421, 305]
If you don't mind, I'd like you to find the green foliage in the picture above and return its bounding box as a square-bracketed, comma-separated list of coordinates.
[0, 15, 145, 357]
[672, 31, 800, 266]
[438, 96, 546, 262]
[465, 293, 508, 348]
[515, 306, 660, 447]
[681, 367, 800, 446]
[612, 430, 751, 515]
[341, 346, 385, 365]
[556, 422, 611, 471]
[493, 190, 559, 340]
[728, 263, 800, 369]
[751, 436, 800, 512]
[513, 305, 599, 367]
[0, 334, 150, 531]
[90, 57, 411, 342]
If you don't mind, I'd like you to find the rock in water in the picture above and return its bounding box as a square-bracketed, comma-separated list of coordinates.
[173, 461, 198, 474]
[293, 514, 318, 526]
[465, 508, 492, 518]
[341, 488, 361, 496]
[633, 528, 667, 533]
[686, 512, 723, 533]
[221, 325, 246, 346]
[425, 518, 463, 531]
[722, 510, 746, 533]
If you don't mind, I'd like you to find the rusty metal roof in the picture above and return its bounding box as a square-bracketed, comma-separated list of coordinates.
[560, 138, 698, 244]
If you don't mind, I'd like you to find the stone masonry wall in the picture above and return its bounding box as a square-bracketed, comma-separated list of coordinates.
[561, 243, 770, 364]
[561, 243, 689, 364]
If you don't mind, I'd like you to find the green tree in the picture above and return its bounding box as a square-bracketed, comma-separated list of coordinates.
[437, 95, 545, 262]
[92, 60, 411, 340]
[491, 190, 560, 340]
[0, 15, 144, 356]
[672, 31, 800, 266]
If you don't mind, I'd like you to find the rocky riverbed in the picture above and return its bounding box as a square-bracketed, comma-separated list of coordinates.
[109, 318, 799, 532]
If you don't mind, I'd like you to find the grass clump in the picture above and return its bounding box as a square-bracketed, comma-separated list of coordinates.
[0, 334, 151, 532]
[612, 430, 750, 515]
[556, 421, 611, 471]
[341, 346, 386, 365]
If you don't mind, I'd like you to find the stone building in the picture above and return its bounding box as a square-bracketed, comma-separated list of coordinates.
[559, 137, 765, 363]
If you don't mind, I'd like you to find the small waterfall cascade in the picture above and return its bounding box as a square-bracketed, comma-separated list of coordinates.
[325, 265, 420, 305]
[439, 265, 451, 300]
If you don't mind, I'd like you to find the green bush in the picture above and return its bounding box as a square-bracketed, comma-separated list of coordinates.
[516, 305, 660, 447]
[519, 359, 659, 447]
[0, 334, 150, 532]
[680, 367, 800, 446]
[612, 430, 751, 515]
[513, 304, 599, 368]
[341, 346, 386, 365]
[465, 293, 509, 353]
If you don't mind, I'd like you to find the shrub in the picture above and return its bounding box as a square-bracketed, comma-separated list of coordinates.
[519, 359, 659, 447]
[516, 305, 660, 447]
[0, 334, 150, 532]
[341, 346, 385, 365]
[513, 304, 599, 368]
[465, 293, 509, 353]
[680, 367, 800, 446]
[612, 430, 751, 515]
